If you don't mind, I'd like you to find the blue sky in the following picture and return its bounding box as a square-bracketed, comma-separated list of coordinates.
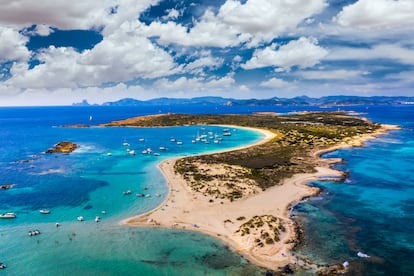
[0, 0, 413, 105]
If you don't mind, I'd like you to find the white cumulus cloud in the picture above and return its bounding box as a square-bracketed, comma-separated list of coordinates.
[242, 37, 328, 71]
[0, 26, 30, 62]
[6, 31, 179, 89]
[219, 0, 327, 45]
[334, 0, 414, 30]
[260, 77, 292, 88]
[143, 0, 327, 48]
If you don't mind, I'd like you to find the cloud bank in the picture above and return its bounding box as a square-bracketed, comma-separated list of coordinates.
[0, 0, 412, 105]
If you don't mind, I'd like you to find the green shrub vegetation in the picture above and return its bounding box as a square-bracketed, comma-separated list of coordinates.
[235, 215, 286, 245]
[102, 112, 380, 198]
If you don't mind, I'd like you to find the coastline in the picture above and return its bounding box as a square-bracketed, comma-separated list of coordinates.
[123, 123, 399, 271]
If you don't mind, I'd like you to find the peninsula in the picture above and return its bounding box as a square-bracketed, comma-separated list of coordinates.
[101, 112, 397, 273]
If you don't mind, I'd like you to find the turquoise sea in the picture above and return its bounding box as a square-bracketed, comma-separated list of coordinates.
[0, 105, 413, 275]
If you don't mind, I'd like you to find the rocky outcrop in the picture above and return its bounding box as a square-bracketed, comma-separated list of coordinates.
[0, 184, 15, 190]
[45, 141, 78, 154]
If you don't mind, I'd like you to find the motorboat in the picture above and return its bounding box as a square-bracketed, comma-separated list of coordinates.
[77, 216, 84, 222]
[28, 229, 41, 236]
[123, 190, 132, 195]
[0, 262, 6, 269]
[39, 209, 51, 214]
[95, 216, 100, 223]
[357, 252, 370, 258]
[0, 212, 16, 219]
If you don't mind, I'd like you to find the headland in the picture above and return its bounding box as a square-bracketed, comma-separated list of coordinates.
[99, 112, 398, 273]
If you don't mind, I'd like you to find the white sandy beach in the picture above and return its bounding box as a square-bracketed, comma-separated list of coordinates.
[124, 124, 398, 270]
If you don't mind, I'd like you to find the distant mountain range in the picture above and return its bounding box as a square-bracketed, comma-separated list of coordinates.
[72, 96, 414, 107]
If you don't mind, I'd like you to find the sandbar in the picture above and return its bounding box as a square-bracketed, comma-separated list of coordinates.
[123, 123, 399, 271]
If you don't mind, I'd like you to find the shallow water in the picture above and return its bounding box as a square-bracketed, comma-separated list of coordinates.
[0, 106, 265, 275]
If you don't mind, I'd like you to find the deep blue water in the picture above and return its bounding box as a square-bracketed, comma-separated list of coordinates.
[293, 105, 414, 275]
[0, 104, 413, 275]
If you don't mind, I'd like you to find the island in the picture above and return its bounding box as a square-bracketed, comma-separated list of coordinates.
[100, 112, 398, 274]
[45, 141, 79, 154]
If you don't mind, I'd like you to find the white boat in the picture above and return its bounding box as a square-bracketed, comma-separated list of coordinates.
[122, 142, 130, 147]
[170, 138, 176, 142]
[106, 152, 112, 156]
[153, 153, 160, 156]
[142, 150, 148, 154]
[123, 190, 132, 195]
[95, 216, 100, 223]
[77, 216, 84, 222]
[28, 229, 41, 236]
[159, 146, 166, 151]
[176, 141, 183, 145]
[0, 212, 16, 219]
[223, 132, 232, 136]
[0, 263, 6, 269]
[357, 252, 370, 258]
[129, 150, 136, 155]
[138, 138, 145, 142]
[39, 209, 51, 214]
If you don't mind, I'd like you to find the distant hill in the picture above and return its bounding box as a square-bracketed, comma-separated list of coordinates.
[73, 96, 414, 107]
